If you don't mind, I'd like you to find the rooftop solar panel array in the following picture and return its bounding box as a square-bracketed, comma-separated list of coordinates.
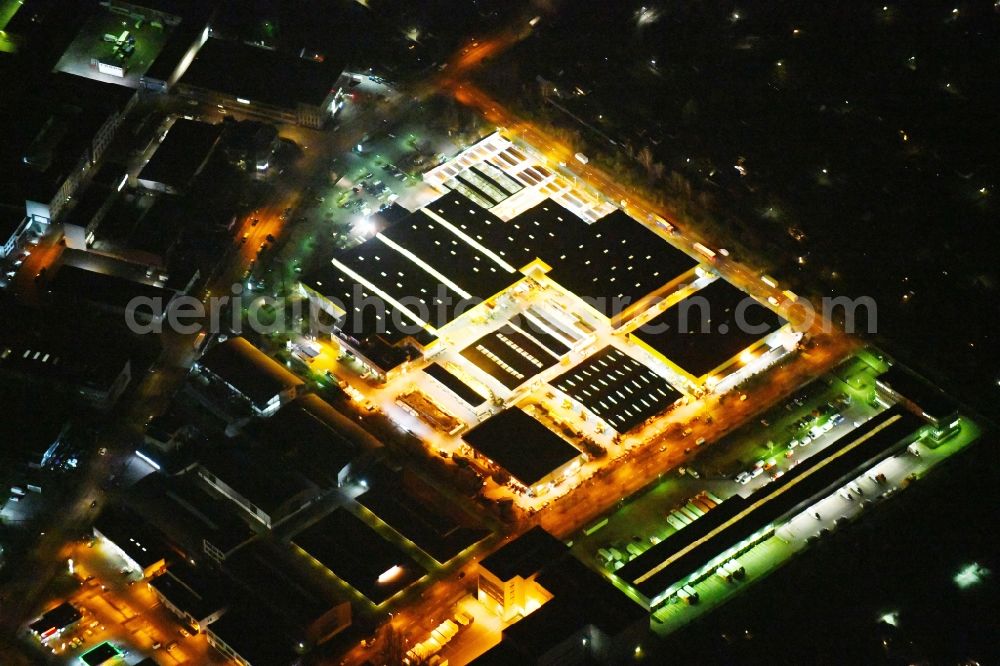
[428, 195, 698, 316]
[302, 264, 434, 345]
[381, 211, 518, 299]
[461, 324, 559, 390]
[552, 346, 683, 433]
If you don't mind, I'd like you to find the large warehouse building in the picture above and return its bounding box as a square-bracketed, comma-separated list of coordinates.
[615, 406, 924, 608]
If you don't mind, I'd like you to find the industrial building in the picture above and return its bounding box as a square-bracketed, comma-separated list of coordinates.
[631, 277, 796, 392]
[194, 337, 304, 417]
[252, 394, 371, 489]
[301, 188, 698, 385]
[197, 446, 319, 529]
[356, 463, 490, 565]
[135, 118, 223, 194]
[148, 561, 229, 632]
[615, 406, 924, 608]
[292, 508, 426, 606]
[205, 605, 303, 666]
[0, 297, 135, 409]
[44, 248, 178, 323]
[876, 364, 961, 438]
[176, 36, 345, 128]
[475, 528, 648, 664]
[551, 345, 683, 433]
[93, 506, 173, 578]
[460, 323, 561, 392]
[463, 408, 582, 496]
[222, 540, 353, 648]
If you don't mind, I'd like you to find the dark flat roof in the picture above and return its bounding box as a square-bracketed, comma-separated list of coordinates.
[622, 407, 922, 599]
[504, 557, 646, 656]
[479, 526, 567, 581]
[0, 304, 132, 392]
[47, 263, 174, 311]
[634, 278, 787, 378]
[145, 20, 203, 82]
[127, 472, 256, 558]
[463, 409, 580, 487]
[80, 642, 120, 666]
[180, 37, 344, 108]
[423, 362, 487, 408]
[382, 210, 520, 299]
[222, 539, 345, 630]
[148, 561, 228, 621]
[877, 365, 959, 421]
[29, 602, 80, 635]
[57, 184, 111, 231]
[94, 505, 172, 570]
[333, 235, 466, 329]
[255, 395, 359, 487]
[426, 194, 698, 316]
[546, 208, 697, 317]
[292, 508, 425, 604]
[197, 337, 303, 408]
[470, 639, 524, 665]
[207, 606, 300, 666]
[357, 465, 490, 565]
[200, 446, 314, 516]
[552, 345, 682, 433]
[302, 263, 436, 346]
[0, 65, 132, 208]
[138, 118, 222, 191]
[461, 323, 559, 391]
[423, 192, 526, 263]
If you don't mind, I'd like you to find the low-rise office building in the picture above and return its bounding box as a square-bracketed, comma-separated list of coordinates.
[0, 63, 135, 225]
[0, 205, 34, 259]
[477, 526, 567, 622]
[474, 530, 648, 665]
[126, 472, 256, 564]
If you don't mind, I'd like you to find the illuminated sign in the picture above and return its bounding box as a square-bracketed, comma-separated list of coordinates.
[97, 61, 125, 78]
